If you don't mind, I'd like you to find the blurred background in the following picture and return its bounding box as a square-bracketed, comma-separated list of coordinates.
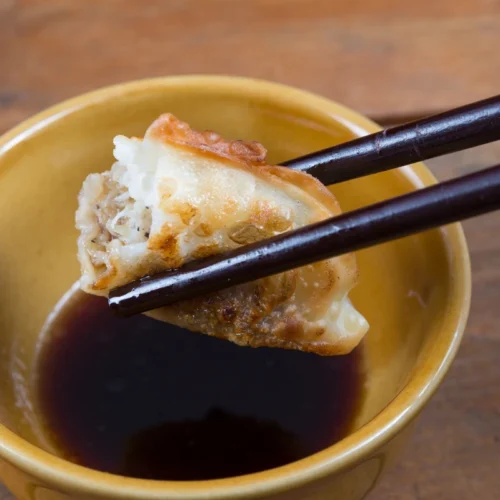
[1, 1, 499, 499]
[1, 0, 500, 131]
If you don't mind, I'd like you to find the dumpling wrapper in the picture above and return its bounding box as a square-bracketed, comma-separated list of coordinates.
[76, 114, 369, 355]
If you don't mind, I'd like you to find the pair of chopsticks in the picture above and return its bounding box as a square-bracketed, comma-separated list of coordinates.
[109, 95, 500, 317]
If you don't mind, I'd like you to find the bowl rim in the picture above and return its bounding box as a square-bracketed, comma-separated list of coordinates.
[0, 75, 471, 499]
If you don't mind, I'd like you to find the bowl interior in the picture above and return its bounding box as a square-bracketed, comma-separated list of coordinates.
[0, 78, 464, 476]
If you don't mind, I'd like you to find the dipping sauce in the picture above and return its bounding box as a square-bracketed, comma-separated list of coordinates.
[35, 291, 365, 480]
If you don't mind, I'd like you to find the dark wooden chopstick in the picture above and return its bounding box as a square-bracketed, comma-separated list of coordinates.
[109, 163, 500, 317]
[283, 95, 500, 185]
[108, 95, 500, 315]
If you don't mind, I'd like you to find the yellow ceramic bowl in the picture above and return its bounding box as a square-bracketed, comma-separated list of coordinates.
[0, 76, 470, 500]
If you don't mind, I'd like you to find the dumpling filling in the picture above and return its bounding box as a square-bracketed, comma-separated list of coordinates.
[76, 114, 369, 355]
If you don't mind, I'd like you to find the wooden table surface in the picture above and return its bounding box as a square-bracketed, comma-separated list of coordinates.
[1, 1, 499, 499]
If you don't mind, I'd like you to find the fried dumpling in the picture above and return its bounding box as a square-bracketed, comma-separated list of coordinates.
[76, 114, 369, 355]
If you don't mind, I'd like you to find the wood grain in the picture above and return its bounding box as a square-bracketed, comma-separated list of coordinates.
[1, 0, 500, 134]
[1, 2, 499, 498]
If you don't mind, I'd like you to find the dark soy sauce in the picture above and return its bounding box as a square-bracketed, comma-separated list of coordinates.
[36, 292, 364, 480]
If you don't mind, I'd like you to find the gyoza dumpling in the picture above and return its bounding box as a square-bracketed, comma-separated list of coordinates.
[76, 114, 369, 355]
